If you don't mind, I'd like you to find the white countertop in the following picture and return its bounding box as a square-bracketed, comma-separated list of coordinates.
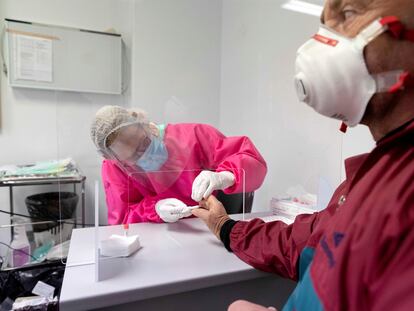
[60, 215, 273, 311]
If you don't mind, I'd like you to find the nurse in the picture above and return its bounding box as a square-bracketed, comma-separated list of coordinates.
[90, 105, 267, 224]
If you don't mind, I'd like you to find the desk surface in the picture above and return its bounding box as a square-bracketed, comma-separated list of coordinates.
[60, 215, 272, 311]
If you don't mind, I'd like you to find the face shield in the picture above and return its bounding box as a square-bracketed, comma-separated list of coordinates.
[103, 122, 192, 194]
[104, 122, 153, 166]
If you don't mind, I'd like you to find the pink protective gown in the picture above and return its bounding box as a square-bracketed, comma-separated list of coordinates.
[102, 123, 267, 224]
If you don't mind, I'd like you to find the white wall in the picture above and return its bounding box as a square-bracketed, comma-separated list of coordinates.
[0, 0, 134, 252]
[132, 0, 222, 126]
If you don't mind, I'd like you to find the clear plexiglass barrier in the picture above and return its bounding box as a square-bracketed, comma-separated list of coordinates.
[90, 166, 246, 282]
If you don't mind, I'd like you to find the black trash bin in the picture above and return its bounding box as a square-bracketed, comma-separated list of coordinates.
[25, 192, 78, 232]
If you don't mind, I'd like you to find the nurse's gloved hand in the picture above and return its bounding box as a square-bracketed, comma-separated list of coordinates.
[155, 198, 192, 223]
[192, 171, 235, 202]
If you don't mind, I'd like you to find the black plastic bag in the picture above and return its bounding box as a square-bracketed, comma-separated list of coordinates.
[0, 261, 64, 310]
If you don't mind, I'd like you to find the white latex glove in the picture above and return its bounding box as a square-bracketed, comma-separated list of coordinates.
[155, 198, 192, 223]
[191, 171, 235, 202]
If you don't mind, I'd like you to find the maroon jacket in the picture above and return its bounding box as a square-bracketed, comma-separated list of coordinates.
[224, 119, 414, 311]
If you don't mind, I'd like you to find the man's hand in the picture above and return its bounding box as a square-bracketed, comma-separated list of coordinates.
[228, 300, 277, 311]
[191, 195, 230, 239]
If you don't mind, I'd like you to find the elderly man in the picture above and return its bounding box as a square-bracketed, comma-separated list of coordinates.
[192, 0, 414, 310]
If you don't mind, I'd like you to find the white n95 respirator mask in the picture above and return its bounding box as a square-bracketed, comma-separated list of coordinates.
[294, 16, 414, 128]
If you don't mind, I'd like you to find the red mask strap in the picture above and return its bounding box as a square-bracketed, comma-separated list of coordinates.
[377, 17, 414, 93]
[380, 16, 414, 42]
[389, 72, 414, 93]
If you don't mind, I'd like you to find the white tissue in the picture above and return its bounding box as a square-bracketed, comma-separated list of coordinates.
[100, 234, 141, 258]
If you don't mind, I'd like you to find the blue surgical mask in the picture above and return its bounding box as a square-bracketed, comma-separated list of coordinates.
[136, 135, 168, 172]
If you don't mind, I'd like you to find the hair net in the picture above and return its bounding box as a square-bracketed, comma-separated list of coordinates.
[90, 105, 149, 154]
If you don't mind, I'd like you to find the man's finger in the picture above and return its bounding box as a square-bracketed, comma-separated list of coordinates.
[200, 195, 220, 210]
[191, 207, 209, 220]
[199, 199, 211, 210]
[206, 195, 220, 205]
